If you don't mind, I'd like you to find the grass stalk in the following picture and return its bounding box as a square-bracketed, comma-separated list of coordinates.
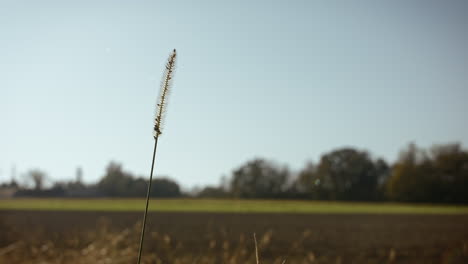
[136, 135, 159, 264]
[136, 49, 177, 264]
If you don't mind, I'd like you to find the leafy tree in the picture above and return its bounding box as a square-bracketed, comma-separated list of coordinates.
[298, 148, 388, 201]
[97, 162, 181, 197]
[229, 158, 289, 198]
[150, 178, 181, 198]
[430, 143, 468, 203]
[386, 144, 434, 202]
[387, 143, 468, 203]
[293, 162, 325, 199]
[97, 162, 135, 197]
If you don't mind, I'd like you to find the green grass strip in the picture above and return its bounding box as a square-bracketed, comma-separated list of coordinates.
[0, 199, 467, 214]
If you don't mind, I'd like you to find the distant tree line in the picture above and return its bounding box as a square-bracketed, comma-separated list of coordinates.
[6, 162, 181, 199]
[2, 142, 467, 204]
[198, 143, 468, 204]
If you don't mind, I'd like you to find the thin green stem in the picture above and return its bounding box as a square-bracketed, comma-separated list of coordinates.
[137, 135, 159, 264]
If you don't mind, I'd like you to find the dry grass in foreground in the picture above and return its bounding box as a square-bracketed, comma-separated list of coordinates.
[1, 211, 468, 264]
[0, 221, 297, 264]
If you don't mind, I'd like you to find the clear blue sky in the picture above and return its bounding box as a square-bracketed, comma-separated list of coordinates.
[1, 0, 467, 189]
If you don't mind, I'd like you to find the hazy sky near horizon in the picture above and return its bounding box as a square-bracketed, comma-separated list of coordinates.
[1, 0, 467, 188]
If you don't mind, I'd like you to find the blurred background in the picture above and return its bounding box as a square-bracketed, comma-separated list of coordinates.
[1, 1, 467, 263]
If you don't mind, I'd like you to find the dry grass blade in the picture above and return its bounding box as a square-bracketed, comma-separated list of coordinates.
[254, 233, 260, 264]
[0, 242, 23, 256]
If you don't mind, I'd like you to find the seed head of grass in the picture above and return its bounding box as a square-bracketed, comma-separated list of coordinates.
[154, 49, 177, 137]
